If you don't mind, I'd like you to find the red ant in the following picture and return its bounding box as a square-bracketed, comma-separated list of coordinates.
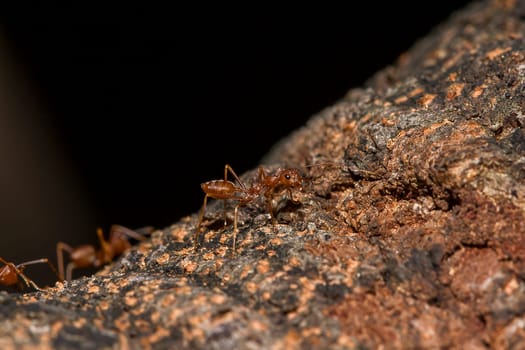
[56, 224, 154, 281]
[194, 164, 303, 254]
[0, 257, 59, 292]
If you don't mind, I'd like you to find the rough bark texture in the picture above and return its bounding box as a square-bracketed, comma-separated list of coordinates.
[3, 0, 525, 349]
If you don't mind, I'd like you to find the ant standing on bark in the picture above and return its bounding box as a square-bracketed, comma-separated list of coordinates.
[0, 257, 59, 292]
[194, 164, 304, 254]
[56, 224, 154, 281]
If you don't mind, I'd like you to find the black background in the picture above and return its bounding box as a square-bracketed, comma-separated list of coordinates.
[0, 2, 472, 287]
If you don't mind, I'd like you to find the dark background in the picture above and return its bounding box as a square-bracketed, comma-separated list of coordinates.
[0, 2, 472, 287]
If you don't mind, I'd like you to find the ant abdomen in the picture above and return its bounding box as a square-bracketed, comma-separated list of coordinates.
[68, 245, 97, 267]
[201, 180, 239, 200]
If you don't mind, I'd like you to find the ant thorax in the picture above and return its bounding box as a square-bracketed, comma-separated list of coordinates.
[259, 167, 303, 195]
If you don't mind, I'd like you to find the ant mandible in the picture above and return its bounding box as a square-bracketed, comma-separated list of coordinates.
[194, 164, 303, 254]
[56, 224, 153, 281]
[0, 257, 59, 292]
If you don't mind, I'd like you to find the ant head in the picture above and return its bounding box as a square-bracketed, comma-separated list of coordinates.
[279, 168, 303, 189]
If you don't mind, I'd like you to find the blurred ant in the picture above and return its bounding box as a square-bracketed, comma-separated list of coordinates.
[194, 164, 303, 254]
[56, 224, 154, 281]
[0, 257, 59, 292]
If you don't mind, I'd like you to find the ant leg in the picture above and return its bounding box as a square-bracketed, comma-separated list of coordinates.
[134, 226, 155, 236]
[232, 205, 240, 255]
[66, 262, 76, 282]
[224, 164, 229, 180]
[259, 167, 278, 222]
[16, 270, 44, 292]
[195, 194, 209, 251]
[18, 258, 59, 284]
[110, 225, 150, 241]
[96, 228, 113, 264]
[16, 258, 59, 291]
[262, 188, 276, 223]
[222, 200, 228, 226]
[266, 196, 276, 223]
[225, 164, 248, 191]
[56, 242, 74, 282]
